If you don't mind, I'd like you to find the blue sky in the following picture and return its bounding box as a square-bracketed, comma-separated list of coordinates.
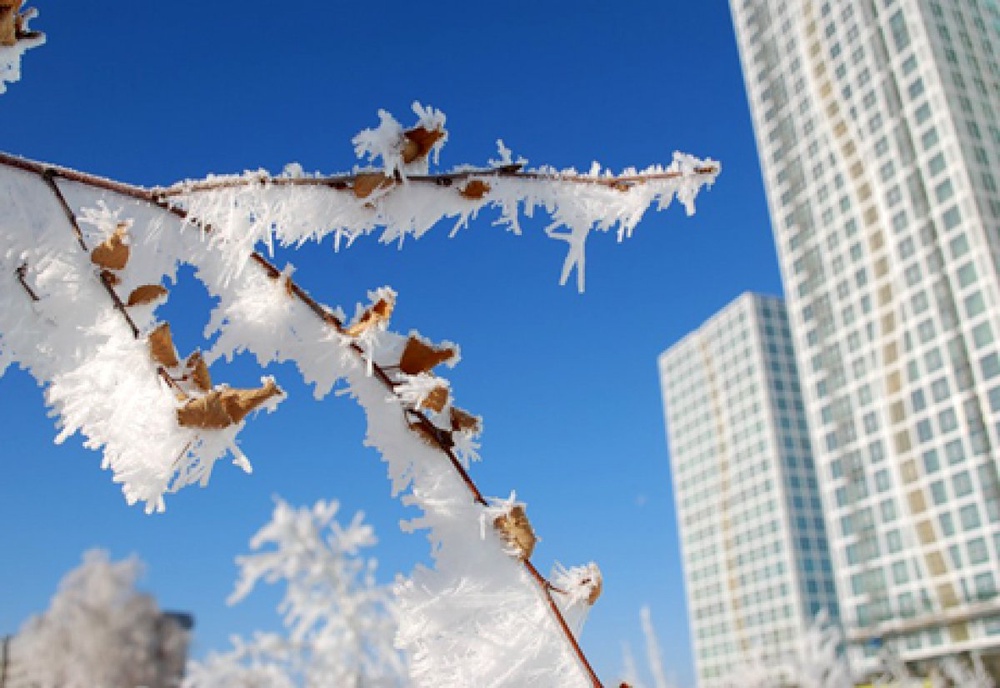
[0, 3, 781, 685]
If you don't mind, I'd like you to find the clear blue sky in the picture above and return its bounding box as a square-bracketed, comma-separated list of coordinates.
[0, 3, 781, 686]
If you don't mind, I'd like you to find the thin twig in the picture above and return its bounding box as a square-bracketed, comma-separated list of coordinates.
[40, 169, 190, 399]
[4, 150, 609, 687]
[151, 161, 718, 198]
[15, 262, 39, 301]
[42, 168, 88, 253]
[42, 171, 141, 338]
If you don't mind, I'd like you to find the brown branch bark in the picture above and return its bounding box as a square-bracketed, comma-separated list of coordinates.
[1, 150, 607, 687]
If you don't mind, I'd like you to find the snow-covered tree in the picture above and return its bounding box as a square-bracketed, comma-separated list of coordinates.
[0, 11, 719, 687]
[14, 550, 190, 688]
[792, 610, 852, 688]
[933, 652, 995, 688]
[184, 497, 407, 687]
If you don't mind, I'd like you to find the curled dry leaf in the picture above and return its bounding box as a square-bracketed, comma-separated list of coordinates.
[0, 0, 21, 46]
[148, 322, 180, 368]
[401, 126, 445, 164]
[344, 294, 395, 337]
[459, 179, 491, 200]
[90, 223, 130, 271]
[353, 172, 395, 200]
[449, 406, 481, 434]
[419, 385, 450, 413]
[176, 378, 283, 429]
[399, 336, 457, 375]
[581, 567, 603, 605]
[493, 504, 537, 560]
[184, 351, 212, 392]
[126, 284, 169, 307]
[222, 378, 283, 424]
[176, 390, 231, 430]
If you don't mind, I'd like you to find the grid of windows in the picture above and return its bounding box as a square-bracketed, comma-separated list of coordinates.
[730, 0, 1000, 678]
[660, 294, 837, 686]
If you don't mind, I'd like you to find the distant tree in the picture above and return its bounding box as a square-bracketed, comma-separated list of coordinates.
[14, 550, 190, 688]
[184, 498, 408, 688]
[0, 10, 717, 686]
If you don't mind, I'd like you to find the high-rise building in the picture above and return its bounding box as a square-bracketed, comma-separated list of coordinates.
[729, 0, 1000, 677]
[659, 293, 839, 687]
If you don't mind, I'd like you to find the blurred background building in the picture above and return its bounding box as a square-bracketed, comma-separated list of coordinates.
[660, 293, 838, 686]
[662, 1, 1000, 684]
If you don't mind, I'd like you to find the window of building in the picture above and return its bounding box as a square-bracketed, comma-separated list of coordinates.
[961, 503, 981, 530]
[954, 471, 974, 497]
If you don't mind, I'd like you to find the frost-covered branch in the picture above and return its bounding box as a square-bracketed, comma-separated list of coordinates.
[0, 105, 718, 687]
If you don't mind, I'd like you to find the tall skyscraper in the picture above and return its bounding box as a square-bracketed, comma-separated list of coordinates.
[660, 293, 838, 687]
[730, 0, 1000, 677]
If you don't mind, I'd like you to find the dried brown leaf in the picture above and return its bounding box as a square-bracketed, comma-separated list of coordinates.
[176, 379, 283, 430]
[90, 223, 130, 271]
[459, 179, 491, 200]
[127, 284, 168, 307]
[184, 351, 212, 392]
[449, 406, 481, 434]
[399, 336, 456, 375]
[419, 385, 449, 413]
[353, 172, 395, 199]
[148, 322, 180, 368]
[176, 391, 231, 429]
[344, 295, 395, 337]
[585, 570, 603, 605]
[0, 1, 22, 47]
[220, 378, 282, 424]
[494, 505, 536, 560]
[401, 126, 445, 164]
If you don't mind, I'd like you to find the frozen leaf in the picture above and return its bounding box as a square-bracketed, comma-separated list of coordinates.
[449, 406, 480, 434]
[176, 378, 283, 429]
[0, 0, 20, 46]
[148, 322, 180, 368]
[418, 384, 449, 413]
[459, 179, 490, 200]
[176, 390, 231, 429]
[221, 377, 283, 424]
[184, 351, 212, 392]
[401, 126, 445, 165]
[90, 222, 130, 271]
[493, 504, 536, 560]
[126, 284, 168, 307]
[398, 336, 456, 375]
[344, 294, 395, 337]
[556, 564, 604, 605]
[352, 173, 394, 200]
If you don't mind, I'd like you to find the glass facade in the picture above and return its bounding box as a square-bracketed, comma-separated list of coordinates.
[730, 0, 1000, 677]
[660, 293, 837, 687]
